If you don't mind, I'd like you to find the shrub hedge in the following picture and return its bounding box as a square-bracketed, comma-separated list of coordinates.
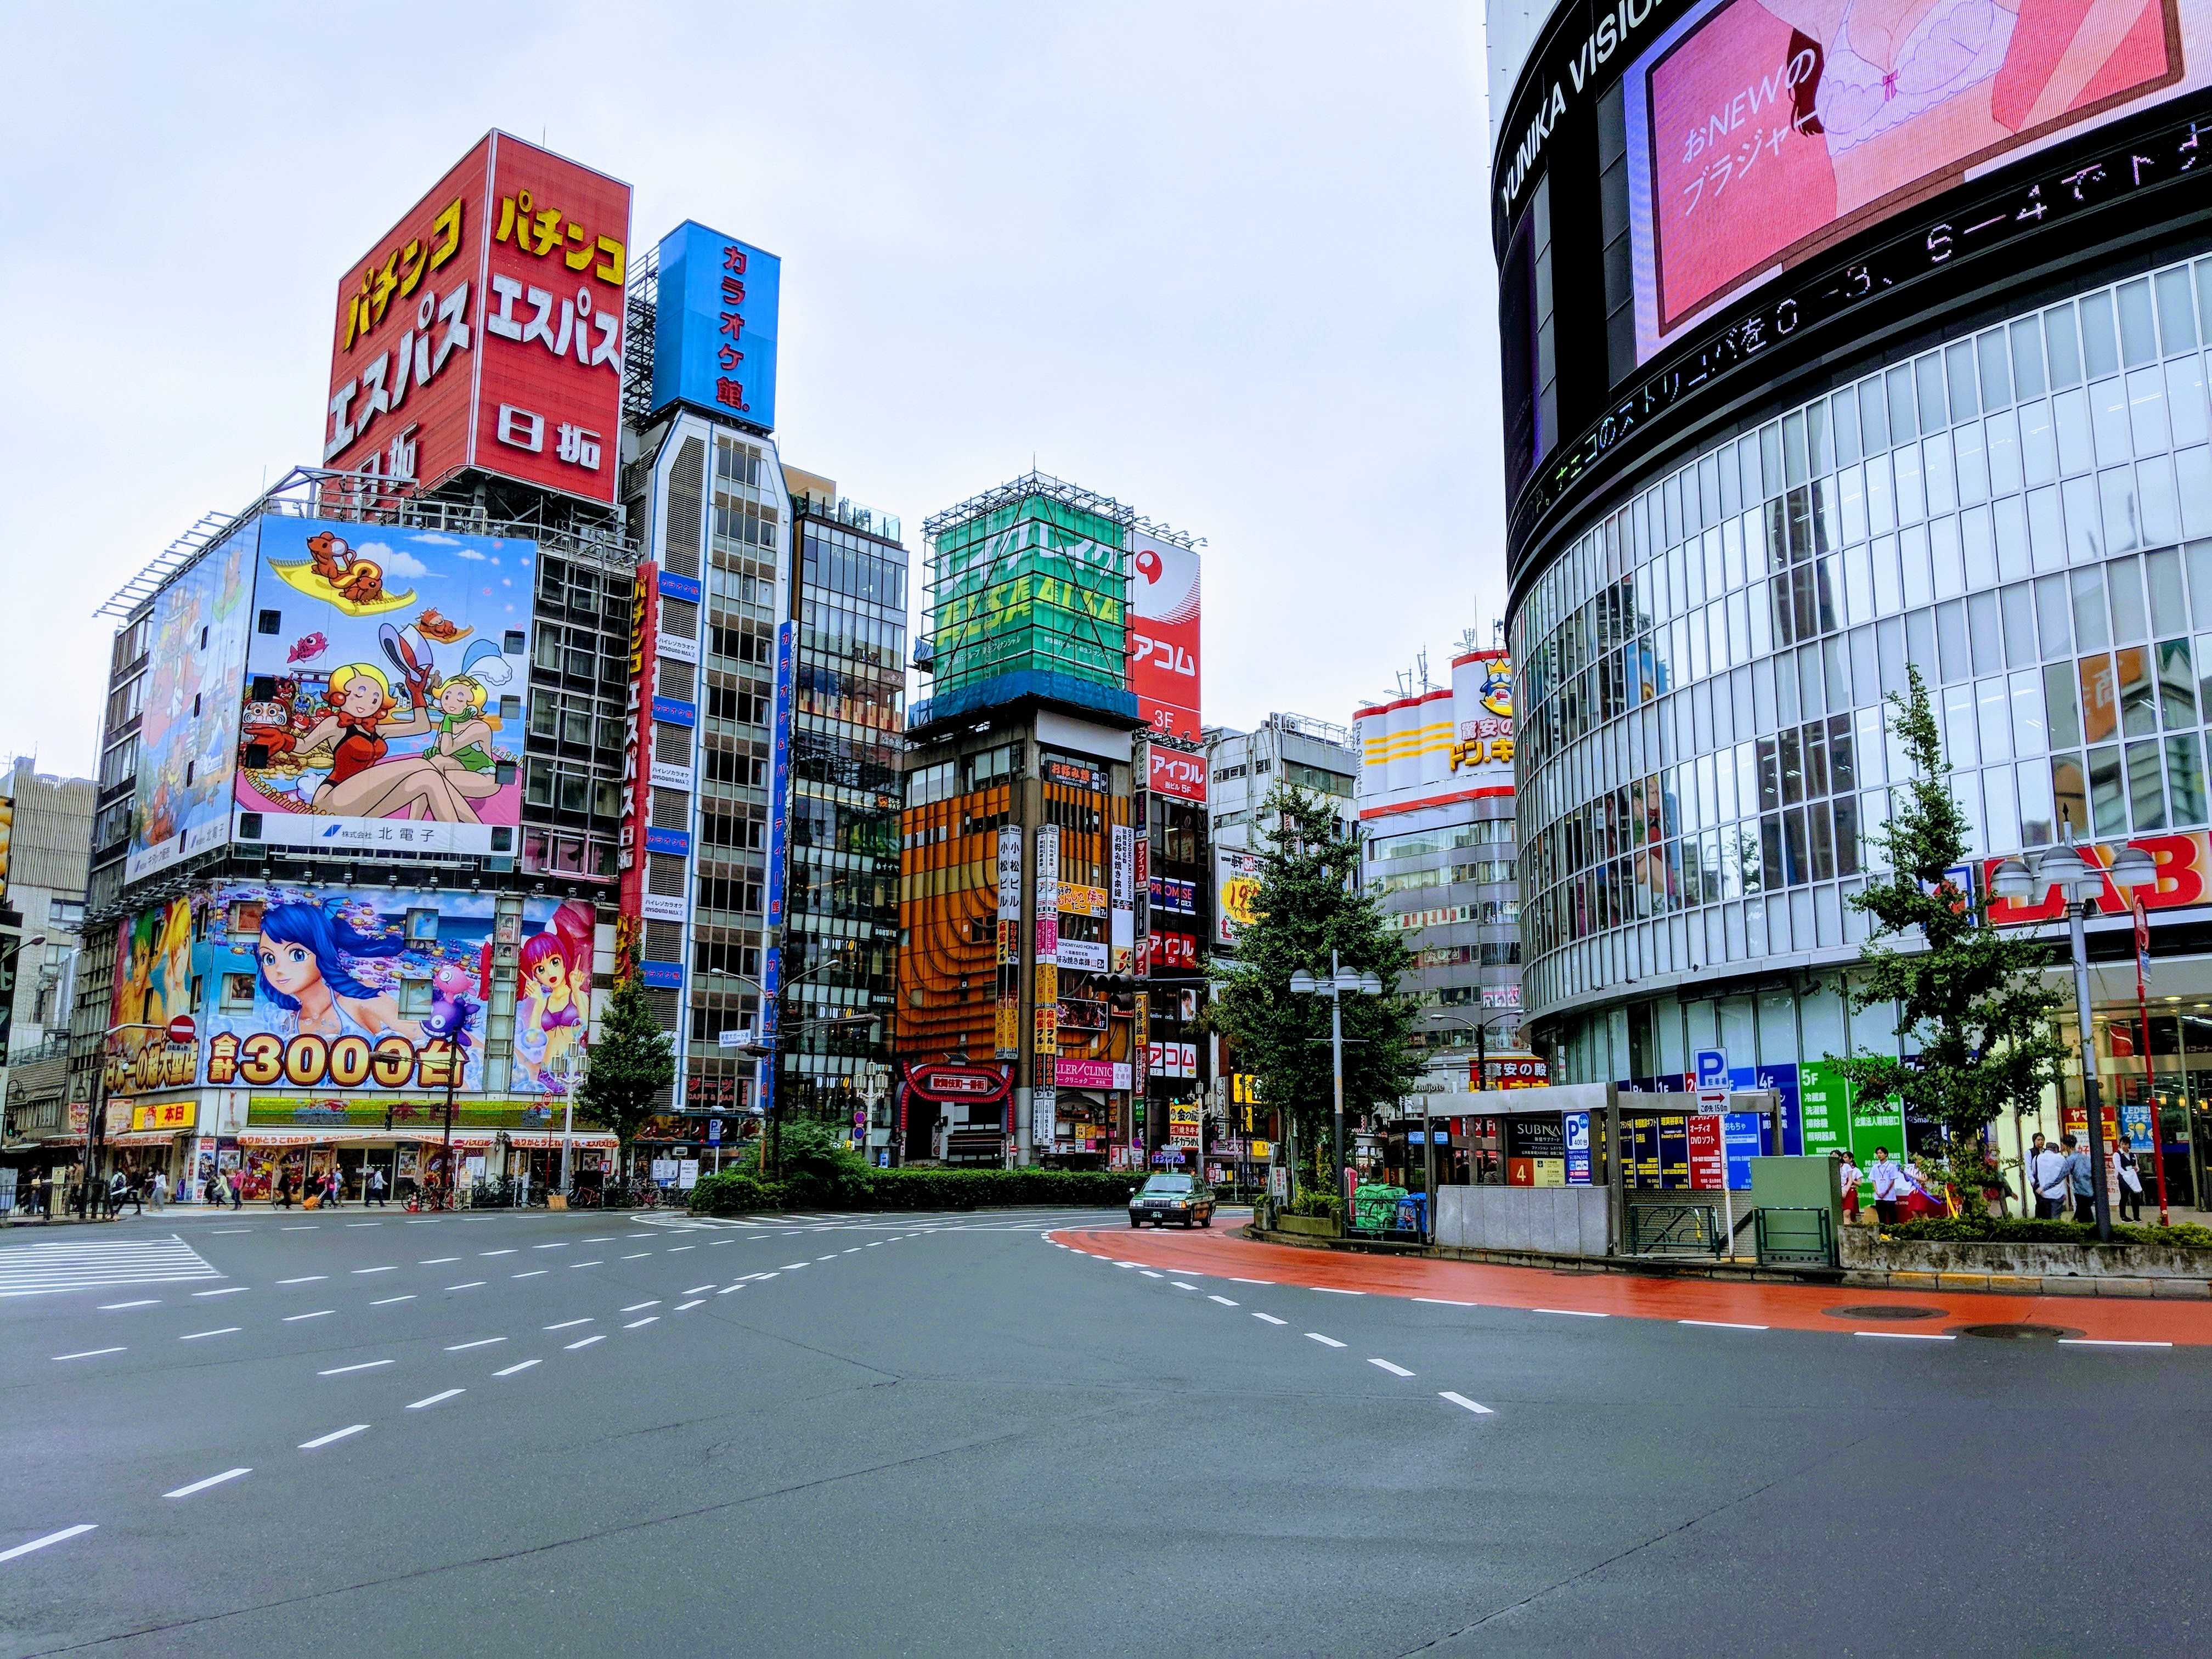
[1885, 1216, 2212, 1249]
[690, 1165, 1144, 1217]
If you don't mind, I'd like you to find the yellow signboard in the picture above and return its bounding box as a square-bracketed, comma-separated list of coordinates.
[1250, 1138, 1272, 1160]
[1057, 884, 1109, 917]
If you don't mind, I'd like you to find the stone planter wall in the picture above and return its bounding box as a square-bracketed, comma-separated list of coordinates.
[1272, 1213, 1341, 1239]
[1838, 1227, 2212, 1297]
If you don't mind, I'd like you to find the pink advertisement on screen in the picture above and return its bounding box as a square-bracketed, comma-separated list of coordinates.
[1628, 0, 2202, 359]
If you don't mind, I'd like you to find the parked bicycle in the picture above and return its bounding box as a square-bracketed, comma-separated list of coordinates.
[404, 1184, 458, 1214]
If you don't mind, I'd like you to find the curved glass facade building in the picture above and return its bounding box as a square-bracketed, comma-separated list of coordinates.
[1490, 0, 2212, 1177]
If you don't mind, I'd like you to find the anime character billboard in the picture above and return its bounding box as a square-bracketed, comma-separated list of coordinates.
[203, 885, 595, 1097]
[127, 520, 258, 883]
[1627, 0, 2208, 359]
[105, 896, 201, 1098]
[234, 518, 532, 856]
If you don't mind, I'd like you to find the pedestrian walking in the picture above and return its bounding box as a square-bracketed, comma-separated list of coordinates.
[366, 1166, 388, 1208]
[143, 1167, 164, 1213]
[2032, 1137, 2070, 1220]
[108, 1169, 131, 1218]
[2115, 1141, 2146, 1222]
[1835, 1151, 1864, 1225]
[2058, 1133, 2096, 1224]
[227, 1168, 242, 1210]
[275, 1169, 294, 1210]
[325, 1169, 343, 1210]
[1868, 1146, 1911, 1226]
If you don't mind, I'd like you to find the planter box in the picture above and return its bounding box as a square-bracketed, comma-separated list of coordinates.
[1274, 1213, 1341, 1239]
[1839, 1229, 2212, 1281]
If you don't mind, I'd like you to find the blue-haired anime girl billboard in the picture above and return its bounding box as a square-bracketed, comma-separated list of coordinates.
[234, 518, 532, 857]
[194, 885, 596, 1098]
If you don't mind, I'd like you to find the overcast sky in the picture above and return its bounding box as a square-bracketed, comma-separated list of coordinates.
[0, 1, 1502, 777]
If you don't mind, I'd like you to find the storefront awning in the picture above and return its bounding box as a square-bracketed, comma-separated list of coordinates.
[108, 1130, 188, 1147]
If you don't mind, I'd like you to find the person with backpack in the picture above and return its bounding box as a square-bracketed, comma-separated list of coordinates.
[365, 1165, 388, 1208]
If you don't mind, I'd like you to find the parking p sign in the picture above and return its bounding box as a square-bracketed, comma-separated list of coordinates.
[1694, 1048, 1729, 1091]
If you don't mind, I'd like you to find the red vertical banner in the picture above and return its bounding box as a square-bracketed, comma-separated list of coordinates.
[1686, 1114, 1724, 1189]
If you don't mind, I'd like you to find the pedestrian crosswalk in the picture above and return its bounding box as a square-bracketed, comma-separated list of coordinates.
[0, 1235, 222, 1297]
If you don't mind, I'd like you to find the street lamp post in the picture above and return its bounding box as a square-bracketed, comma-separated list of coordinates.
[1289, 952, 1383, 1216]
[1989, 836, 2157, 1244]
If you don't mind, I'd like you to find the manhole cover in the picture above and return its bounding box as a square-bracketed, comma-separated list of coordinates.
[1953, 1323, 2076, 1342]
[1822, 1304, 1949, 1321]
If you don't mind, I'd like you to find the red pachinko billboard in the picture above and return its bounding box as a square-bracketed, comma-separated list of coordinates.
[1127, 531, 1202, 741]
[325, 132, 633, 507]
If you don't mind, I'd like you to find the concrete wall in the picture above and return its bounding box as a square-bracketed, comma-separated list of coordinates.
[1436, 1184, 1611, 1256]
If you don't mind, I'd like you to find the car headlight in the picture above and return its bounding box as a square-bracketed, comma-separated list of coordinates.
[1169, 1199, 1187, 1208]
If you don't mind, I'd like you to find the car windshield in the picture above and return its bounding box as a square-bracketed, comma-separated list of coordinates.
[1142, 1175, 1193, 1193]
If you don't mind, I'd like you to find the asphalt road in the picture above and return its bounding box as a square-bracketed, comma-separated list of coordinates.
[3, 1205, 2209, 1657]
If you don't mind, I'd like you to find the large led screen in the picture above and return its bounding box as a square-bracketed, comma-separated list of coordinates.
[235, 518, 529, 857]
[1627, 0, 2207, 363]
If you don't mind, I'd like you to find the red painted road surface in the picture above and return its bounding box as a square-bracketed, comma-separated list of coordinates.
[1050, 1223, 2212, 1346]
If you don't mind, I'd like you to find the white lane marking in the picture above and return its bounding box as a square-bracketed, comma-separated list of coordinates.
[298, 1425, 369, 1449]
[1252, 1313, 1288, 1326]
[212, 1228, 252, 1234]
[318, 1360, 393, 1375]
[620, 1253, 651, 1260]
[165, 1468, 251, 1498]
[2058, 1338, 2175, 1348]
[669, 1245, 696, 1252]
[420, 1258, 460, 1265]
[1854, 1331, 1955, 1341]
[511, 1270, 548, 1279]
[493, 1359, 540, 1377]
[1138, 1271, 1165, 1279]
[675, 1299, 704, 1311]
[565, 1335, 605, 1350]
[180, 1327, 240, 1340]
[53, 1347, 126, 1361]
[570, 1261, 603, 1268]
[1413, 1297, 1479, 1307]
[1681, 1319, 1768, 1330]
[100, 1299, 160, 1310]
[1229, 1278, 1272, 1285]
[1533, 1308, 1607, 1318]
[533, 1243, 570, 1250]
[781, 1262, 809, 1270]
[351, 1267, 397, 1275]
[1369, 1358, 1417, 1378]
[280, 1226, 316, 1232]
[276, 1276, 326, 1285]
[194, 1288, 249, 1297]
[544, 1319, 592, 1331]
[623, 1317, 659, 1329]
[0, 1524, 97, 1561]
[283, 1310, 334, 1323]
[625, 1234, 651, 1239]
[1439, 1392, 1494, 1415]
[1305, 1333, 1346, 1348]
[445, 1282, 487, 1291]
[478, 1250, 516, 1257]
[407, 1389, 465, 1409]
[1314, 1288, 1364, 1296]
[584, 1237, 617, 1242]
[843, 1248, 861, 1254]
[444, 1338, 505, 1352]
[345, 1223, 381, 1228]
[1171, 1282, 1199, 1290]
[370, 1295, 416, 1306]
[1208, 1295, 1239, 1306]
[685, 1283, 716, 1294]
[620, 1301, 661, 1313]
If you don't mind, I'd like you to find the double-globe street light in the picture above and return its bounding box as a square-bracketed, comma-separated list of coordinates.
[1288, 953, 1384, 1211]
[1988, 836, 2157, 1243]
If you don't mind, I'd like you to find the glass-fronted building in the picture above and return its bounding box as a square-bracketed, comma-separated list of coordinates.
[1491, 0, 2212, 1194]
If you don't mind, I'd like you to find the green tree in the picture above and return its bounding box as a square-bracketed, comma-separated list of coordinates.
[1832, 667, 2067, 1189]
[1210, 782, 1423, 1195]
[575, 950, 676, 1176]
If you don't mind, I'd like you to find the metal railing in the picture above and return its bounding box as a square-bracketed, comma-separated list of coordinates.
[1627, 1203, 1725, 1258]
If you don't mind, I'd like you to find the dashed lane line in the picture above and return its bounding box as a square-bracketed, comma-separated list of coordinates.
[2060, 1338, 2174, 1348]
[1252, 1313, 1288, 1326]
[100, 1299, 159, 1310]
[194, 1288, 249, 1298]
[407, 1389, 465, 1410]
[494, 1360, 540, 1376]
[623, 1317, 659, 1329]
[165, 1468, 251, 1498]
[298, 1425, 369, 1449]
[444, 1338, 505, 1351]
[675, 1300, 704, 1311]
[53, 1347, 126, 1361]
[1856, 1331, 1955, 1341]
[1305, 1333, 1346, 1348]
[283, 1311, 334, 1322]
[445, 1282, 487, 1291]
[544, 1319, 592, 1330]
[276, 1276, 326, 1285]
[180, 1328, 241, 1341]
[1533, 1308, 1607, 1318]
[1413, 1297, 1479, 1307]
[1369, 1358, 1417, 1378]
[0, 1525, 97, 1562]
[318, 1361, 393, 1376]
[565, 1335, 605, 1350]
[1209, 1295, 1239, 1306]
[1682, 1320, 1768, 1331]
[371, 1295, 416, 1306]
[1439, 1392, 1494, 1415]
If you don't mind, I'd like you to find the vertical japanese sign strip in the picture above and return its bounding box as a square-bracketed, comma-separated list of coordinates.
[996, 827, 1022, 1060]
[1110, 823, 1135, 977]
[1033, 824, 1060, 1144]
[760, 619, 795, 1119]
